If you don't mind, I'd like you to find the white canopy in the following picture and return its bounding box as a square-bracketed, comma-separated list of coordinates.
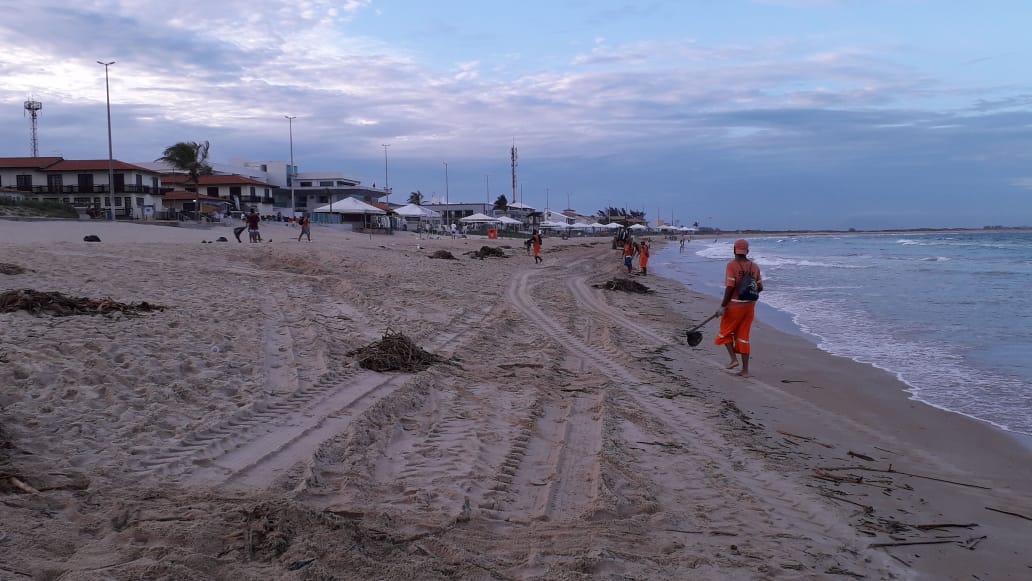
[588, 222, 606, 228]
[603, 222, 623, 229]
[459, 212, 500, 223]
[629, 223, 647, 230]
[507, 202, 535, 210]
[313, 197, 385, 214]
[496, 215, 522, 224]
[539, 220, 570, 229]
[393, 203, 441, 218]
[570, 221, 593, 229]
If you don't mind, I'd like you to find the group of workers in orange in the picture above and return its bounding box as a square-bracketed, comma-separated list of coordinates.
[621, 236, 650, 275]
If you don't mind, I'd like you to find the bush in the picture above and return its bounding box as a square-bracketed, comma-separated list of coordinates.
[0, 198, 79, 218]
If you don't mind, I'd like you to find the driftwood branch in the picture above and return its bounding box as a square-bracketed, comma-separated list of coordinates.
[869, 539, 956, 549]
[913, 523, 978, 530]
[10, 477, 39, 494]
[818, 465, 991, 490]
[985, 506, 1032, 522]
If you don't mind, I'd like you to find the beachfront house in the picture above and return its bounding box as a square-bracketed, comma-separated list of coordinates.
[0, 156, 163, 219]
[159, 173, 277, 217]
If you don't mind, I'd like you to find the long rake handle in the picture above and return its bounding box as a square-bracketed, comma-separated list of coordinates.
[685, 311, 719, 335]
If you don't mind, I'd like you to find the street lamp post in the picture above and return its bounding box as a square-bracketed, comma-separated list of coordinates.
[285, 115, 296, 217]
[443, 162, 449, 205]
[97, 60, 115, 220]
[382, 144, 390, 204]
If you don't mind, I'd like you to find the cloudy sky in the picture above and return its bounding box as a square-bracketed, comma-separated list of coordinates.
[2, 0, 1030, 229]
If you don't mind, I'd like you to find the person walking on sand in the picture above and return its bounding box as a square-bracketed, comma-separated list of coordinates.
[245, 209, 261, 243]
[531, 230, 543, 264]
[715, 239, 763, 377]
[638, 238, 650, 275]
[297, 214, 311, 242]
[622, 237, 636, 274]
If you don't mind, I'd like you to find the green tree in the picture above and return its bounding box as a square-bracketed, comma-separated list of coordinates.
[156, 141, 213, 192]
[493, 194, 508, 211]
[408, 190, 424, 205]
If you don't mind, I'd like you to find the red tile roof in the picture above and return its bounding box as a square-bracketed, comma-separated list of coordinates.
[162, 190, 226, 201]
[46, 159, 158, 173]
[161, 173, 273, 187]
[0, 156, 64, 169]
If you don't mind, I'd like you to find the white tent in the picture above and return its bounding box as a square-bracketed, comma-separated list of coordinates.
[313, 197, 385, 214]
[393, 203, 441, 218]
[539, 220, 570, 229]
[570, 221, 593, 229]
[459, 212, 500, 223]
[603, 222, 623, 229]
[629, 223, 647, 230]
[496, 215, 522, 225]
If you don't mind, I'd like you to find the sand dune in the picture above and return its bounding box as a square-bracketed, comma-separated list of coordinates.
[1, 218, 1029, 580]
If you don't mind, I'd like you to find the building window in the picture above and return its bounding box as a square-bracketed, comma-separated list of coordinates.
[136, 197, 144, 207]
[151, 176, 159, 190]
[319, 196, 328, 203]
[249, 186, 256, 196]
[77, 174, 94, 192]
[16, 175, 32, 190]
[136, 174, 143, 186]
[300, 181, 312, 187]
[74, 197, 90, 206]
[229, 186, 241, 197]
[207, 187, 218, 196]
[264, 188, 270, 195]
[319, 181, 333, 187]
[47, 174, 63, 192]
[115, 197, 122, 206]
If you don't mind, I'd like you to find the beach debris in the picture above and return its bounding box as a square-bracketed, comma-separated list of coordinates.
[216, 236, 229, 242]
[83, 234, 101, 242]
[347, 329, 444, 372]
[0, 263, 27, 275]
[913, 522, 978, 530]
[469, 246, 506, 259]
[778, 429, 835, 448]
[0, 289, 166, 317]
[818, 464, 991, 490]
[429, 250, 457, 260]
[985, 506, 1032, 522]
[847, 450, 876, 462]
[593, 278, 652, 294]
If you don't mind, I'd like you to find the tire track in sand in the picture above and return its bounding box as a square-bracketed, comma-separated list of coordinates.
[543, 264, 899, 573]
[127, 292, 499, 490]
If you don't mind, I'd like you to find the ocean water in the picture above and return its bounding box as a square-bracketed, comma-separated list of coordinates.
[652, 231, 1032, 437]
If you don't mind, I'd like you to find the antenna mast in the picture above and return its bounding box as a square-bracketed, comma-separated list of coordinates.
[510, 138, 518, 204]
[24, 99, 43, 157]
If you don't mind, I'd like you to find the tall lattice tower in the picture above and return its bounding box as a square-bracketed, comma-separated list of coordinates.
[24, 99, 43, 157]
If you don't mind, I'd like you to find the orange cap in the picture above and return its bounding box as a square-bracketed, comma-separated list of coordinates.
[733, 239, 749, 254]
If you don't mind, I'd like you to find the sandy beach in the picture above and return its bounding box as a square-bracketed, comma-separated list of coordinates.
[1, 218, 1030, 580]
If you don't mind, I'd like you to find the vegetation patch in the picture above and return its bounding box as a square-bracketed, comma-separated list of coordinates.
[593, 278, 653, 294]
[429, 250, 457, 260]
[347, 329, 443, 372]
[0, 289, 166, 317]
[0, 198, 79, 219]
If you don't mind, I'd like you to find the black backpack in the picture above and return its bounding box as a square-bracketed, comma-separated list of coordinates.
[736, 265, 760, 301]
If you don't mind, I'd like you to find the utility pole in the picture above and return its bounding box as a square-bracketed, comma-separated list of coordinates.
[382, 144, 390, 203]
[444, 162, 449, 205]
[285, 115, 296, 216]
[98, 60, 116, 220]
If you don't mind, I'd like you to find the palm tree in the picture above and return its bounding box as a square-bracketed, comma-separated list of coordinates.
[156, 141, 213, 192]
[408, 190, 424, 205]
[493, 194, 508, 211]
